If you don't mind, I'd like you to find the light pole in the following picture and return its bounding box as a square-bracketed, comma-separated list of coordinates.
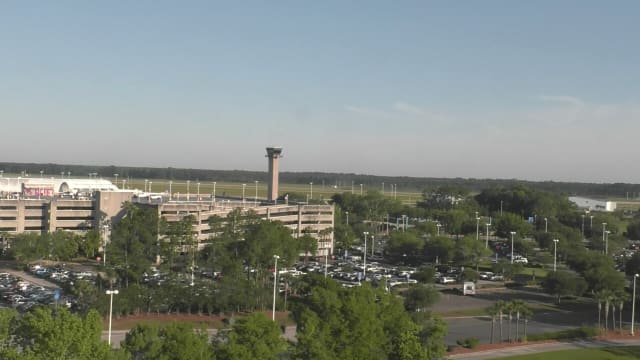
[632, 274, 639, 336]
[360, 183, 363, 195]
[272, 255, 279, 321]
[102, 225, 109, 267]
[106, 289, 119, 345]
[510, 231, 516, 264]
[197, 182, 200, 201]
[187, 180, 190, 201]
[590, 215, 594, 234]
[363, 232, 369, 279]
[476, 216, 481, 241]
[114, 173, 119, 186]
[242, 183, 246, 205]
[169, 181, 173, 200]
[485, 223, 491, 248]
[213, 182, 217, 202]
[436, 223, 441, 236]
[309, 182, 313, 200]
[581, 214, 585, 238]
[371, 235, 375, 256]
[544, 218, 548, 233]
[553, 239, 559, 272]
[149, 181, 152, 193]
[605, 230, 610, 255]
[255, 180, 259, 206]
[602, 223, 607, 254]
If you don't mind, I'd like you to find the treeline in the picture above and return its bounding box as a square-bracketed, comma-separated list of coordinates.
[1, 162, 639, 197]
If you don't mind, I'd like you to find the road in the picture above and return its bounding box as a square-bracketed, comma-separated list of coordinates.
[449, 338, 640, 359]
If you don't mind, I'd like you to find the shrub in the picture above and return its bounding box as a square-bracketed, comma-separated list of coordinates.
[456, 337, 480, 349]
[527, 326, 597, 341]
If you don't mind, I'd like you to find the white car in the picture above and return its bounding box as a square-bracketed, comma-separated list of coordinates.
[513, 257, 528, 264]
[438, 276, 456, 284]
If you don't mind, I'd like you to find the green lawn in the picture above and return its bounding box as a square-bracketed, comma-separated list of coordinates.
[493, 346, 640, 360]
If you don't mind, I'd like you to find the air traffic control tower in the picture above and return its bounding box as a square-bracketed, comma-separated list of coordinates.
[266, 147, 283, 202]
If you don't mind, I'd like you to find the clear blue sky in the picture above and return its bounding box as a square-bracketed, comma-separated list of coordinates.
[1, 1, 638, 183]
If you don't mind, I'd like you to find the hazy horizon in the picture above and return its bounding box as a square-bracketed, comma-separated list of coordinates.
[2, 2, 638, 183]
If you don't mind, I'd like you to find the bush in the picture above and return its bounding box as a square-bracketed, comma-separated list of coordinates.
[456, 337, 479, 349]
[527, 326, 597, 341]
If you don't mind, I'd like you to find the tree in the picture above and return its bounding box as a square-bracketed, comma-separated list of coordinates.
[423, 236, 455, 264]
[10, 307, 117, 359]
[298, 234, 318, 263]
[542, 271, 587, 304]
[486, 302, 501, 344]
[403, 285, 440, 312]
[494, 213, 532, 239]
[455, 236, 491, 271]
[122, 322, 213, 360]
[216, 313, 288, 360]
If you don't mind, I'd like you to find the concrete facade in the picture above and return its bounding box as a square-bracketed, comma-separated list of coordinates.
[266, 147, 283, 202]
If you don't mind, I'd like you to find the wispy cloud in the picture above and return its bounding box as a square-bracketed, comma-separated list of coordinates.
[538, 95, 585, 107]
[392, 102, 426, 115]
[344, 105, 389, 117]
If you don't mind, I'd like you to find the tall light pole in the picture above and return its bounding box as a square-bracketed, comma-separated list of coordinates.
[169, 181, 173, 200]
[371, 235, 375, 256]
[114, 173, 119, 186]
[605, 230, 610, 255]
[476, 216, 481, 241]
[272, 255, 279, 321]
[197, 182, 201, 201]
[363, 232, 369, 279]
[149, 181, 152, 193]
[144, 179, 148, 192]
[242, 183, 246, 205]
[632, 274, 639, 336]
[213, 182, 216, 202]
[102, 225, 109, 267]
[309, 182, 313, 200]
[553, 239, 559, 272]
[485, 223, 491, 248]
[345, 211, 349, 225]
[510, 232, 516, 264]
[590, 215, 594, 234]
[360, 183, 363, 195]
[106, 289, 119, 345]
[436, 223, 441, 236]
[581, 214, 585, 238]
[602, 223, 607, 254]
[187, 180, 190, 201]
[544, 218, 548, 233]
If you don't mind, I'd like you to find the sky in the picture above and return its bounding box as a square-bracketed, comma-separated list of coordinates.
[1, 1, 639, 183]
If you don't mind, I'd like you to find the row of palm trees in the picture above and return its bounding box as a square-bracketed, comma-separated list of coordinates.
[594, 289, 629, 332]
[486, 300, 533, 344]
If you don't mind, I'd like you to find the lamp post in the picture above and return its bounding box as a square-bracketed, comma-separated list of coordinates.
[485, 223, 491, 248]
[213, 182, 216, 202]
[106, 289, 119, 345]
[476, 216, 481, 241]
[510, 232, 516, 264]
[272, 255, 279, 321]
[632, 274, 639, 336]
[590, 215, 594, 234]
[544, 218, 548, 233]
[255, 180, 259, 206]
[169, 181, 173, 200]
[581, 214, 585, 238]
[197, 182, 200, 201]
[102, 225, 109, 267]
[114, 174, 118, 186]
[436, 223, 441, 236]
[553, 239, 559, 272]
[602, 223, 607, 254]
[242, 183, 246, 205]
[149, 181, 152, 193]
[187, 180, 190, 201]
[363, 232, 369, 279]
[360, 183, 363, 195]
[309, 182, 313, 200]
[371, 235, 375, 256]
[345, 211, 349, 225]
[605, 230, 610, 255]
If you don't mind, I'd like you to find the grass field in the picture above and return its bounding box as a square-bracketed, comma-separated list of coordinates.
[494, 346, 640, 360]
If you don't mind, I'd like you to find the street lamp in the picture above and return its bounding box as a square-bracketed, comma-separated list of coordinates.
[553, 239, 559, 272]
[363, 232, 369, 279]
[144, 179, 148, 193]
[371, 235, 375, 256]
[169, 181, 173, 200]
[106, 289, 119, 345]
[114, 174, 119, 186]
[360, 183, 363, 195]
[510, 232, 516, 264]
[544, 218, 548, 233]
[485, 223, 491, 248]
[632, 274, 639, 336]
[102, 225, 109, 267]
[602, 223, 607, 254]
[255, 180, 259, 206]
[590, 215, 594, 233]
[345, 211, 349, 225]
[197, 182, 201, 201]
[476, 216, 481, 241]
[436, 223, 441, 236]
[581, 214, 585, 238]
[242, 184, 246, 205]
[272, 255, 280, 321]
[213, 182, 217, 202]
[605, 230, 611, 255]
[309, 182, 313, 200]
[187, 180, 191, 201]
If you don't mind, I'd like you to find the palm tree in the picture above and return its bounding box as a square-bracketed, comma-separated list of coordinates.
[505, 301, 515, 342]
[486, 302, 501, 344]
[603, 290, 614, 332]
[618, 291, 630, 332]
[594, 290, 605, 330]
[521, 305, 533, 342]
[512, 300, 526, 342]
[496, 300, 506, 343]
